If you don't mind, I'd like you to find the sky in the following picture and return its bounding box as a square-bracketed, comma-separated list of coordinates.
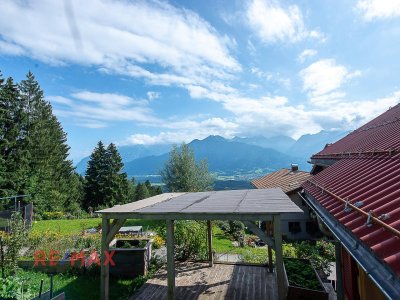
[1, 0, 400, 163]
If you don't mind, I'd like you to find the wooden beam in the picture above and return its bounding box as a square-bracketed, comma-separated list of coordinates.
[273, 215, 286, 300]
[207, 220, 213, 267]
[166, 219, 175, 300]
[243, 221, 275, 248]
[101, 212, 279, 221]
[100, 217, 110, 300]
[106, 219, 126, 245]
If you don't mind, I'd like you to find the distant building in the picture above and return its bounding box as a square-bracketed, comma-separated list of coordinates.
[251, 164, 320, 240]
[301, 104, 400, 300]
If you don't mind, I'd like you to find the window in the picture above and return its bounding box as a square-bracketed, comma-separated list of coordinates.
[288, 222, 301, 234]
[306, 221, 319, 235]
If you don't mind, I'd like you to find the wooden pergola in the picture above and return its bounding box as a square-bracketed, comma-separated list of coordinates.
[97, 188, 302, 300]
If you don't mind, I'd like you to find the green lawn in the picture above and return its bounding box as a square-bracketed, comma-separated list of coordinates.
[212, 226, 268, 264]
[31, 218, 160, 235]
[11, 268, 143, 300]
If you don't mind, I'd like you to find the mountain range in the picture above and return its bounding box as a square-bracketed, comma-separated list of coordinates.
[75, 130, 349, 177]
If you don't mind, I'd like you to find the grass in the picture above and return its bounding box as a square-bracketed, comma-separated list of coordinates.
[212, 226, 268, 264]
[31, 218, 160, 236]
[9, 268, 138, 300]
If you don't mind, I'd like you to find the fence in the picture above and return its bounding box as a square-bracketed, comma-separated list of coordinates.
[0, 195, 33, 231]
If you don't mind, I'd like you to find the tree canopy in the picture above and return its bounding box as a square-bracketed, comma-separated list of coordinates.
[160, 143, 214, 192]
[0, 70, 82, 213]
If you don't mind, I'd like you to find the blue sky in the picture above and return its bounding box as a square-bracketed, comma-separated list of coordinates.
[1, 0, 400, 162]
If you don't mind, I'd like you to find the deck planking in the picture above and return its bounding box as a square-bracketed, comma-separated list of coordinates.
[131, 262, 277, 300]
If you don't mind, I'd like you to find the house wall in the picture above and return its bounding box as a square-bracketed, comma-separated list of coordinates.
[341, 246, 386, 300]
[280, 192, 320, 241]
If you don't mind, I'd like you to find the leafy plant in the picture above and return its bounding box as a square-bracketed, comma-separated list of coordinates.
[157, 220, 208, 261]
[284, 258, 323, 291]
[5, 212, 28, 272]
[0, 276, 34, 300]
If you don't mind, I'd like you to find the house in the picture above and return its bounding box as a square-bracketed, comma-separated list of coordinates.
[252, 164, 320, 240]
[301, 104, 400, 300]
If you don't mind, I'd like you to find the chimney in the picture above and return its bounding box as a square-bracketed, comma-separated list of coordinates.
[291, 164, 298, 172]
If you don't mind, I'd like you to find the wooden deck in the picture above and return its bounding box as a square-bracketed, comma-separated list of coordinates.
[131, 262, 277, 300]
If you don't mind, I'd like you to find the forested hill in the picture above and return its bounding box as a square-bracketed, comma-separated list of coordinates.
[76, 131, 348, 176]
[124, 136, 302, 176]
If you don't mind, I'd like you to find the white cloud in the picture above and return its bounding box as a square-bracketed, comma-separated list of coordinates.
[0, 0, 240, 90]
[49, 91, 158, 127]
[125, 117, 239, 145]
[246, 0, 325, 43]
[251, 67, 291, 88]
[147, 91, 160, 101]
[297, 49, 317, 63]
[299, 59, 361, 105]
[357, 0, 400, 21]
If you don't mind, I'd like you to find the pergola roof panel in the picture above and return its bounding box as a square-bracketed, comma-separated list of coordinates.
[97, 188, 302, 217]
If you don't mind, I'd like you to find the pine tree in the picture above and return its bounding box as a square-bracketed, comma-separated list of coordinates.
[19, 72, 80, 212]
[0, 77, 29, 196]
[84, 142, 130, 209]
[105, 143, 130, 206]
[134, 182, 150, 201]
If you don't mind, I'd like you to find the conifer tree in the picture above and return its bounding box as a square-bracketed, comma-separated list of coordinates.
[134, 182, 150, 200]
[19, 72, 80, 212]
[84, 142, 130, 209]
[0, 77, 29, 196]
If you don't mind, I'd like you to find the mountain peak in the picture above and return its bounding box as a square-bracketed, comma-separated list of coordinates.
[202, 135, 227, 142]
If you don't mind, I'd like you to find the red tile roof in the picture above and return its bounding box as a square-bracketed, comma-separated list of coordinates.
[252, 169, 311, 194]
[303, 103, 400, 277]
[312, 104, 400, 159]
[303, 154, 400, 276]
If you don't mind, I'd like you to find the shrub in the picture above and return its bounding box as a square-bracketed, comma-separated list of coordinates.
[5, 212, 28, 272]
[0, 276, 35, 300]
[157, 220, 208, 261]
[42, 211, 64, 220]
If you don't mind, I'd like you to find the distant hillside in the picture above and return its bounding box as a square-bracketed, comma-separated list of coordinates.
[287, 130, 349, 162]
[75, 143, 171, 174]
[232, 135, 295, 153]
[124, 135, 301, 176]
[75, 131, 349, 176]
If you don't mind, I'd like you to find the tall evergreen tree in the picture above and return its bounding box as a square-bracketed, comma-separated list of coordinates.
[0, 70, 82, 213]
[84, 142, 130, 209]
[0, 77, 29, 196]
[18, 72, 81, 212]
[134, 182, 150, 201]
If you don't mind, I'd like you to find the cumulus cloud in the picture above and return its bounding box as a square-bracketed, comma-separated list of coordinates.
[246, 0, 325, 43]
[0, 0, 240, 89]
[357, 0, 400, 21]
[299, 59, 361, 105]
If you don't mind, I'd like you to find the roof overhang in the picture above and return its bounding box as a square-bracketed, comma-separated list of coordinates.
[299, 191, 400, 300]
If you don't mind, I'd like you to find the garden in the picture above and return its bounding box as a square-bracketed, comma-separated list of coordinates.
[0, 213, 335, 299]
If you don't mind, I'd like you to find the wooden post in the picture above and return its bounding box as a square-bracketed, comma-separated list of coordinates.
[166, 219, 175, 300]
[266, 220, 273, 273]
[267, 245, 273, 273]
[335, 240, 344, 300]
[274, 215, 285, 300]
[207, 220, 213, 267]
[100, 217, 110, 300]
